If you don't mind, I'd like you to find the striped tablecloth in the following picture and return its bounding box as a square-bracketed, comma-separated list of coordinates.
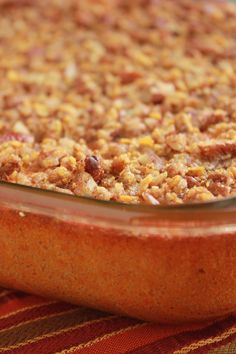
[0, 288, 235, 354]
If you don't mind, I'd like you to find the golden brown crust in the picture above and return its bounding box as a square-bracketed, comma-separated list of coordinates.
[0, 0, 236, 205]
[1, 207, 236, 323]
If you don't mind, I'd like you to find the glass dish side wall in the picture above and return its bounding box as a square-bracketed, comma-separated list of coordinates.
[0, 181, 236, 237]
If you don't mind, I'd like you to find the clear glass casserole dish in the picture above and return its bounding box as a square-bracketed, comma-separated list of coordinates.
[0, 180, 236, 323]
[0, 0, 236, 324]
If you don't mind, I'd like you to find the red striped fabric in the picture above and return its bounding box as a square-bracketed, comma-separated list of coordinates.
[0, 288, 235, 354]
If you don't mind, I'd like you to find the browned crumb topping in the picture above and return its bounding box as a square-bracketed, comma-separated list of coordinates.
[0, 0, 236, 205]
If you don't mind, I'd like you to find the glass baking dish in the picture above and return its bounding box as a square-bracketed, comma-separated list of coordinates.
[0, 0, 236, 324]
[0, 180, 236, 323]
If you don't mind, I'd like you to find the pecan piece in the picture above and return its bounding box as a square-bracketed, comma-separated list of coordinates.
[186, 176, 200, 188]
[199, 142, 236, 160]
[151, 93, 165, 105]
[4, 95, 23, 109]
[110, 128, 122, 140]
[119, 71, 142, 85]
[208, 171, 228, 184]
[0, 160, 20, 180]
[199, 111, 226, 132]
[208, 181, 231, 197]
[85, 155, 104, 183]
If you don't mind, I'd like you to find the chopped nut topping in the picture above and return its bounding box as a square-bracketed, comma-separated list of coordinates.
[0, 0, 236, 205]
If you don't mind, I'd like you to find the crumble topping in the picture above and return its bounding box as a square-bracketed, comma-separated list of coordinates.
[0, 0, 236, 205]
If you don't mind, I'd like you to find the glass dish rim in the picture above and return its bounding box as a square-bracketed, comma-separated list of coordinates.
[1, 180, 236, 214]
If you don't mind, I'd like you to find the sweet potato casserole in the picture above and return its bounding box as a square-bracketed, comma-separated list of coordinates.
[0, 0, 236, 205]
